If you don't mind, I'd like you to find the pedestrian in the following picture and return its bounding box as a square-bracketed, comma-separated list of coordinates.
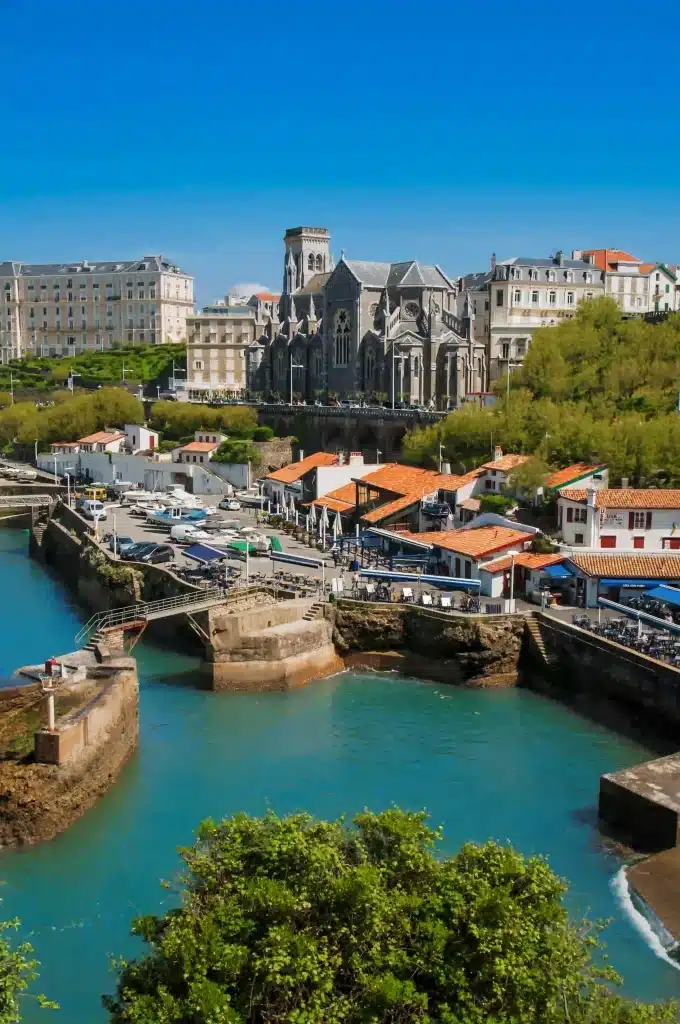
[331, 543, 339, 567]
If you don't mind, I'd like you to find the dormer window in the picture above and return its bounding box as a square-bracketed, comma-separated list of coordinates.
[584, 272, 592, 283]
[547, 270, 556, 282]
[565, 271, 574, 282]
[528, 268, 538, 281]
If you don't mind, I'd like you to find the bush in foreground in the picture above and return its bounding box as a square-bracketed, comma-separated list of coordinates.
[104, 809, 676, 1023]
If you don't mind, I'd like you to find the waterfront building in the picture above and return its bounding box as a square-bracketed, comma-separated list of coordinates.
[576, 249, 680, 314]
[399, 524, 533, 581]
[77, 430, 126, 454]
[263, 451, 382, 509]
[172, 430, 228, 465]
[458, 251, 606, 384]
[124, 424, 159, 453]
[0, 255, 193, 363]
[38, 446, 227, 496]
[557, 488, 680, 552]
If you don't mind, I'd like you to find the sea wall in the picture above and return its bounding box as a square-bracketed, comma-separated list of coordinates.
[0, 656, 139, 846]
[332, 600, 525, 686]
[532, 613, 680, 728]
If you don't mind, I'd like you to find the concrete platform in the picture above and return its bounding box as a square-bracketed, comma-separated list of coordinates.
[629, 848, 680, 942]
[599, 753, 680, 852]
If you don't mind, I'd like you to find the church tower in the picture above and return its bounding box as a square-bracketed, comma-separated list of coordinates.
[281, 227, 332, 295]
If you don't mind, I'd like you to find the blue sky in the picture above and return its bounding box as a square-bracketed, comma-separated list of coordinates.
[1, 0, 678, 303]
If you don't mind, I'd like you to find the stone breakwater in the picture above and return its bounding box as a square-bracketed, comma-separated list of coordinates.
[332, 600, 526, 687]
[0, 655, 139, 847]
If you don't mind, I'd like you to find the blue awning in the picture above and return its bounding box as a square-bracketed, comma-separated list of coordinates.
[600, 578, 668, 588]
[543, 563, 574, 579]
[644, 585, 680, 607]
[359, 569, 480, 590]
[184, 543, 227, 563]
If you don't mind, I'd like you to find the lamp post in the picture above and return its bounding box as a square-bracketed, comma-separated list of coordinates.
[290, 354, 303, 407]
[64, 466, 75, 507]
[52, 454, 58, 481]
[9, 371, 14, 405]
[67, 371, 81, 392]
[438, 443, 445, 473]
[506, 548, 520, 613]
[34, 438, 38, 465]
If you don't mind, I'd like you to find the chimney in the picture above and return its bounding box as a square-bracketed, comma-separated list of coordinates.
[555, 250, 564, 266]
[441, 460, 451, 475]
[349, 451, 364, 466]
[586, 488, 597, 508]
[298, 449, 304, 461]
[620, 476, 629, 489]
[493, 446, 503, 462]
[337, 451, 345, 465]
[571, 249, 582, 261]
[490, 252, 496, 271]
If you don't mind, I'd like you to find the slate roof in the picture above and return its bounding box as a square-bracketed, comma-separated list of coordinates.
[0, 256, 186, 276]
[559, 489, 680, 509]
[343, 260, 452, 290]
[569, 554, 680, 579]
[267, 452, 337, 484]
[500, 255, 599, 271]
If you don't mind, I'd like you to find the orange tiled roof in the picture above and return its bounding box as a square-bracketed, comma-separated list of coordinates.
[312, 463, 467, 522]
[544, 463, 606, 488]
[481, 552, 566, 574]
[559, 488, 680, 509]
[638, 263, 657, 274]
[362, 493, 423, 523]
[253, 291, 280, 301]
[480, 454, 529, 473]
[50, 440, 80, 448]
[178, 441, 220, 452]
[402, 526, 531, 560]
[267, 452, 337, 484]
[569, 553, 680, 579]
[78, 430, 125, 444]
[581, 249, 641, 271]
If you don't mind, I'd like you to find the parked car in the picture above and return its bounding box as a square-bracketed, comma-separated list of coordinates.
[120, 542, 157, 561]
[105, 534, 135, 555]
[136, 544, 175, 565]
[218, 498, 241, 511]
[78, 499, 107, 521]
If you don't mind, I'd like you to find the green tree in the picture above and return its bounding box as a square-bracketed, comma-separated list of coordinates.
[211, 439, 261, 466]
[104, 809, 675, 1024]
[0, 910, 57, 1021]
[509, 455, 552, 495]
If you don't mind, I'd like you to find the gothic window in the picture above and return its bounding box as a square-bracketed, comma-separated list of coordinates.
[404, 301, 420, 319]
[315, 254, 323, 272]
[333, 309, 351, 366]
[307, 253, 315, 271]
[365, 348, 375, 384]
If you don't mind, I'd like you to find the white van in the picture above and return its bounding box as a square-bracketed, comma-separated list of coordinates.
[78, 499, 108, 522]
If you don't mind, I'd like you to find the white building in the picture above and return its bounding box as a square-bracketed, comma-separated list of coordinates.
[576, 249, 679, 314]
[458, 251, 605, 383]
[557, 489, 680, 552]
[77, 430, 126, 454]
[0, 255, 193, 362]
[37, 449, 228, 497]
[124, 424, 159, 453]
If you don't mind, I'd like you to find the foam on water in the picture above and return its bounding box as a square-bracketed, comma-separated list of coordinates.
[611, 866, 680, 971]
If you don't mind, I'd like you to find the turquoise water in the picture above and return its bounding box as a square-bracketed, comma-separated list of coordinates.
[1, 529, 680, 1020]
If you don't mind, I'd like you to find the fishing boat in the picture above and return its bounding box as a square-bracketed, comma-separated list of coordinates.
[146, 507, 208, 529]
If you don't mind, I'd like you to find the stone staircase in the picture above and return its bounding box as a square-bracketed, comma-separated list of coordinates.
[302, 602, 324, 622]
[82, 624, 137, 658]
[525, 617, 558, 670]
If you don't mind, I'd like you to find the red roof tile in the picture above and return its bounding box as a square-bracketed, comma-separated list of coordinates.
[581, 249, 641, 271]
[569, 553, 680, 579]
[267, 452, 337, 484]
[544, 463, 606, 488]
[481, 552, 566, 574]
[402, 526, 531, 560]
[78, 430, 125, 444]
[178, 441, 220, 452]
[559, 488, 680, 509]
[479, 454, 529, 472]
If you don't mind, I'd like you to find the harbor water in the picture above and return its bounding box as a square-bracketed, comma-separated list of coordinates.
[1, 528, 679, 1020]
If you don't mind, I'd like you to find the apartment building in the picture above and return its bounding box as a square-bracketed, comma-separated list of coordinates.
[576, 249, 679, 314]
[0, 255, 193, 362]
[185, 300, 264, 398]
[459, 251, 605, 383]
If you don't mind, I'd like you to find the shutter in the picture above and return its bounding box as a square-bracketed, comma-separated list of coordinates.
[628, 511, 635, 530]
[646, 511, 652, 530]
[567, 507, 573, 523]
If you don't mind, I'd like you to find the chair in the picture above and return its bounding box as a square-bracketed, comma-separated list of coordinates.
[421, 593, 433, 607]
[366, 584, 376, 600]
[440, 595, 452, 610]
[401, 587, 413, 603]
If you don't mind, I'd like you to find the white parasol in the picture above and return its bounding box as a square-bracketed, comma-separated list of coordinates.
[333, 511, 342, 539]
[309, 503, 317, 527]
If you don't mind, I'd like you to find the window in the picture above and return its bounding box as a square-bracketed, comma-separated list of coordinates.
[528, 269, 537, 281]
[496, 289, 503, 307]
[514, 289, 521, 303]
[315, 254, 323, 271]
[566, 292, 575, 305]
[549, 290, 556, 305]
[194, 360, 202, 370]
[584, 272, 592, 284]
[501, 341, 510, 359]
[629, 510, 652, 530]
[67, 336, 76, 346]
[574, 533, 584, 545]
[516, 339, 527, 356]
[547, 270, 556, 282]
[464, 560, 472, 579]
[586, 291, 593, 300]
[127, 289, 133, 299]
[600, 535, 616, 548]
[333, 309, 351, 366]
[485, 479, 493, 490]
[666, 284, 670, 294]
[307, 253, 315, 271]
[663, 538, 680, 550]
[127, 331, 133, 342]
[531, 290, 539, 304]
[633, 536, 645, 549]
[565, 271, 574, 282]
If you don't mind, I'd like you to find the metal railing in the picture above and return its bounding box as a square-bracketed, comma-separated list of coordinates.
[74, 588, 225, 645]
[0, 494, 54, 508]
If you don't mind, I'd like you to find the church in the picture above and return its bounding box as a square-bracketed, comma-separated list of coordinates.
[247, 226, 487, 407]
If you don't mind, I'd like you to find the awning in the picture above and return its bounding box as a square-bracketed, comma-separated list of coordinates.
[363, 527, 433, 551]
[270, 551, 323, 569]
[644, 585, 680, 607]
[599, 578, 668, 588]
[184, 543, 227, 563]
[359, 568, 480, 590]
[544, 563, 574, 579]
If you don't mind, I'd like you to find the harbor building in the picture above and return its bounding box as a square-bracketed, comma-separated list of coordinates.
[0, 255, 193, 362]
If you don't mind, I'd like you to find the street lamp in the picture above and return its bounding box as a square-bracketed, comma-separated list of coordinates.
[290, 354, 303, 406]
[34, 438, 38, 465]
[438, 443, 446, 473]
[67, 371, 81, 392]
[156, 385, 161, 399]
[64, 466, 75, 507]
[506, 549, 520, 613]
[9, 371, 14, 405]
